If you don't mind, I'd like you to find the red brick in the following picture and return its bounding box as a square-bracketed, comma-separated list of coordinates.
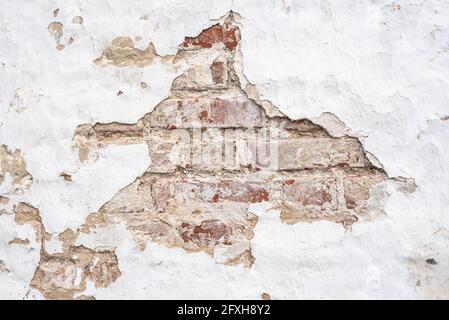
[222, 25, 240, 50]
[172, 62, 229, 91]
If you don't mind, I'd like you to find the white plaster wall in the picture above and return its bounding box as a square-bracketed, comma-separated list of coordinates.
[1, 0, 448, 299]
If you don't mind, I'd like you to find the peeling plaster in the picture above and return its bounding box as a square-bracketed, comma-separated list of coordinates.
[1, 1, 448, 300]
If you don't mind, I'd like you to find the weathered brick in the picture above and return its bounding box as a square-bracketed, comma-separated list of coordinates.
[32, 259, 77, 295]
[199, 180, 270, 203]
[283, 177, 338, 209]
[278, 173, 342, 224]
[182, 24, 224, 49]
[90, 123, 143, 142]
[222, 24, 240, 50]
[31, 247, 121, 299]
[210, 59, 225, 84]
[146, 98, 268, 129]
[181, 23, 240, 51]
[149, 175, 271, 209]
[146, 126, 368, 173]
[146, 127, 280, 172]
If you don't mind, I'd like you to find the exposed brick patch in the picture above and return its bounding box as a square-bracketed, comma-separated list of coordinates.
[73, 12, 396, 269]
[30, 245, 120, 300]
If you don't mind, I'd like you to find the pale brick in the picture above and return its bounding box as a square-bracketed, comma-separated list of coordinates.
[283, 177, 338, 210]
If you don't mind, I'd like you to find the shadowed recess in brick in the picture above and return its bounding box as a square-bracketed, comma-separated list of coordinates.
[70, 13, 398, 271]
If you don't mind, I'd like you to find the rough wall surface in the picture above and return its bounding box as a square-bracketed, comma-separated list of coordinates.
[0, 0, 448, 299]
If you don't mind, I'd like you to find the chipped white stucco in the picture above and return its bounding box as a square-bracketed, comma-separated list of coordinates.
[1, 0, 449, 299]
